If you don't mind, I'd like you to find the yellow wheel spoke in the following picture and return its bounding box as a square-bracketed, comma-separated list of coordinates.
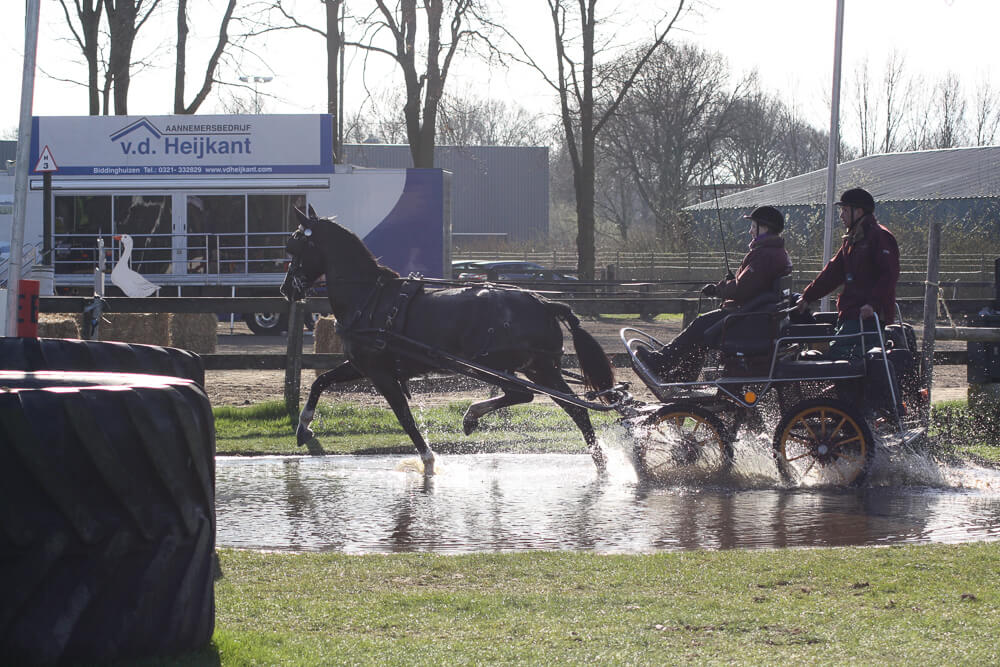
[831, 415, 848, 436]
[796, 417, 819, 442]
[833, 435, 863, 448]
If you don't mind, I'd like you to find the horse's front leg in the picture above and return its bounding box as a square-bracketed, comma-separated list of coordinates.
[297, 361, 365, 446]
[369, 373, 437, 475]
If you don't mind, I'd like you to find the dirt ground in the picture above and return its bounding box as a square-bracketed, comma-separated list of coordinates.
[204, 317, 969, 407]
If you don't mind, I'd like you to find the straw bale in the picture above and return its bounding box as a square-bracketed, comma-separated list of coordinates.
[168, 313, 218, 353]
[84, 312, 170, 346]
[38, 313, 81, 339]
[313, 316, 343, 376]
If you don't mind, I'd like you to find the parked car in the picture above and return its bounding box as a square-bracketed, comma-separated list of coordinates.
[451, 260, 487, 279]
[455, 260, 578, 282]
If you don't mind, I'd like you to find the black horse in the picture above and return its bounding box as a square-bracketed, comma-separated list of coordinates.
[280, 207, 616, 475]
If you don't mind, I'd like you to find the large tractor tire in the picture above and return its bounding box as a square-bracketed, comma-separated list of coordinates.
[0, 371, 215, 664]
[0, 337, 204, 386]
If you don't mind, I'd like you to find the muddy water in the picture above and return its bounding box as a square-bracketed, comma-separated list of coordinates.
[216, 441, 1000, 553]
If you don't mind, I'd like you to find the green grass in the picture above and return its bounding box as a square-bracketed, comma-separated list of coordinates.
[930, 399, 1000, 465]
[213, 400, 618, 456]
[132, 544, 1000, 665]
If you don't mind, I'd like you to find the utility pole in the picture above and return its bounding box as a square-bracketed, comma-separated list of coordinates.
[7, 0, 40, 336]
[821, 0, 845, 312]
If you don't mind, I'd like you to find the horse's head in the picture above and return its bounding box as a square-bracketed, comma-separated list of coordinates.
[280, 205, 328, 302]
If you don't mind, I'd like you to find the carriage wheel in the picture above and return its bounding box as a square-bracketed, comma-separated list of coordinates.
[773, 398, 873, 487]
[634, 403, 734, 482]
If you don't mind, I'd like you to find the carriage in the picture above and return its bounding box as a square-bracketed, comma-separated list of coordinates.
[618, 285, 928, 487]
[283, 208, 927, 487]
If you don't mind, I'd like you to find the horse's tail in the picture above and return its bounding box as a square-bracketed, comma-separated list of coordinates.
[550, 302, 616, 402]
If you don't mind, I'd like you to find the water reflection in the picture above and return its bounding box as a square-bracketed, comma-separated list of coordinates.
[215, 454, 1000, 554]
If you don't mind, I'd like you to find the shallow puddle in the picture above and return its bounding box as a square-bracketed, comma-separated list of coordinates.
[215, 449, 1000, 553]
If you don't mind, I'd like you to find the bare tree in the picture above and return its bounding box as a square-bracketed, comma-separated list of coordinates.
[930, 72, 967, 149]
[972, 77, 1000, 146]
[104, 0, 163, 114]
[343, 88, 409, 144]
[723, 81, 794, 186]
[600, 42, 747, 250]
[436, 95, 553, 146]
[879, 50, 909, 153]
[852, 58, 876, 156]
[248, 0, 346, 159]
[57, 0, 105, 114]
[349, 0, 494, 168]
[174, 0, 239, 114]
[502, 1, 688, 277]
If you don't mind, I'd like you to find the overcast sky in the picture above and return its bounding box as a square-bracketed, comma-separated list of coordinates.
[1, 0, 996, 139]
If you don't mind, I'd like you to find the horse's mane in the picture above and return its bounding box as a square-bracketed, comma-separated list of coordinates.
[320, 216, 400, 280]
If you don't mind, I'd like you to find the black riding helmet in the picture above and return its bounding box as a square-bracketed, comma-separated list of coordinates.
[835, 187, 875, 213]
[743, 205, 784, 234]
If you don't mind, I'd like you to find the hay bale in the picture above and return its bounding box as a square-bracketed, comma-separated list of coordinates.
[38, 313, 81, 339]
[85, 313, 170, 346]
[313, 316, 343, 377]
[168, 313, 218, 353]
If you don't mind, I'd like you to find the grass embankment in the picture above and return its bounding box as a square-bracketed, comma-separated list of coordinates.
[213, 399, 1000, 465]
[212, 400, 617, 456]
[135, 544, 1000, 665]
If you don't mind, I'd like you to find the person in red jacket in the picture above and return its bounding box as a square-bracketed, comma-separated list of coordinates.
[638, 205, 792, 381]
[795, 187, 900, 359]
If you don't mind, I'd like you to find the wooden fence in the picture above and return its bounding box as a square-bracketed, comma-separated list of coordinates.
[39, 292, 992, 412]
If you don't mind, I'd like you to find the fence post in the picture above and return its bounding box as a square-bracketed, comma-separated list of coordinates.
[284, 300, 305, 417]
[920, 222, 942, 421]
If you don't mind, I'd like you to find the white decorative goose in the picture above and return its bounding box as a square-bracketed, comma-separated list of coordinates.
[111, 234, 161, 297]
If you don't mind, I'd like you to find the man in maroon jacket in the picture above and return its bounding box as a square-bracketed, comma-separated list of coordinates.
[795, 188, 900, 358]
[638, 205, 792, 381]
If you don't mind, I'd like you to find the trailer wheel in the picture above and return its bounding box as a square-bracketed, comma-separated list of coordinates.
[0, 337, 204, 386]
[244, 311, 288, 335]
[0, 371, 215, 664]
[634, 403, 734, 482]
[773, 398, 874, 487]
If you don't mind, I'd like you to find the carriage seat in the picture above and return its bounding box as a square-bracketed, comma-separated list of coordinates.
[773, 357, 866, 379]
[709, 274, 793, 356]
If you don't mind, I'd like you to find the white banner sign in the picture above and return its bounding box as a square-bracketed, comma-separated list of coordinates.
[30, 114, 333, 176]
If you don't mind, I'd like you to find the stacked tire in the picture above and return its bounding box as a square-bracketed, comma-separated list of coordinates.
[0, 340, 215, 664]
[0, 337, 205, 386]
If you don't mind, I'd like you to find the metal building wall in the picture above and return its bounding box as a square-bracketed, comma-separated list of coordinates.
[342, 144, 549, 243]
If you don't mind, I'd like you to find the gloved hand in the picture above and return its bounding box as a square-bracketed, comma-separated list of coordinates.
[701, 283, 719, 297]
[725, 270, 735, 281]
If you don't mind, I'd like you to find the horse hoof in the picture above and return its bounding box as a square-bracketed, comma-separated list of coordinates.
[296, 424, 315, 446]
[462, 414, 478, 436]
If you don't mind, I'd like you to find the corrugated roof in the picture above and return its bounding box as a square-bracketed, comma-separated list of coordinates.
[686, 145, 1000, 211]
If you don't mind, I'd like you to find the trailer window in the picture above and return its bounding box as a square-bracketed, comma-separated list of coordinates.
[187, 195, 245, 274]
[114, 195, 172, 274]
[54, 195, 111, 274]
[248, 194, 303, 273]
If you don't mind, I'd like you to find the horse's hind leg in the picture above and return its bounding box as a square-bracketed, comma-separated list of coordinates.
[369, 373, 438, 475]
[297, 361, 365, 445]
[525, 365, 607, 472]
[463, 383, 534, 435]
